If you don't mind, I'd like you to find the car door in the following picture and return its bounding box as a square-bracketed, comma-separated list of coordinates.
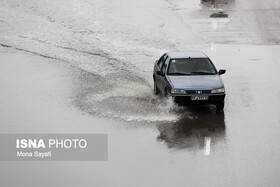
[158, 56, 170, 92]
[154, 54, 167, 91]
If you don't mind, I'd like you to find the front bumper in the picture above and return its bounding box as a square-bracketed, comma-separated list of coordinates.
[172, 93, 225, 104]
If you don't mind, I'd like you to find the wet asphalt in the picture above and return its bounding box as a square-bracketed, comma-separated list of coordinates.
[1, 0, 280, 186]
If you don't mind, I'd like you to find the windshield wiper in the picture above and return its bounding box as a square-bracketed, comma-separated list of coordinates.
[190, 72, 215, 75]
[168, 72, 191, 75]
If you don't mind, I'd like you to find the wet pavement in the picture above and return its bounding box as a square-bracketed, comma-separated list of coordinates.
[1, 0, 280, 186]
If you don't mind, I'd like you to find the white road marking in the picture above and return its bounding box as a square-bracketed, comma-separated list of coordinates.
[204, 137, 211, 156]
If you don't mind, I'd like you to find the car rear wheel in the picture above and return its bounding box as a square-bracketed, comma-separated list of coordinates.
[154, 81, 159, 95]
[216, 101, 224, 111]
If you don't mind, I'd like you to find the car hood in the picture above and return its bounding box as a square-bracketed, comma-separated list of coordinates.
[167, 75, 224, 90]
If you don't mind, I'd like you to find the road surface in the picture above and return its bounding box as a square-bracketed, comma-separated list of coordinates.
[1, 0, 280, 186]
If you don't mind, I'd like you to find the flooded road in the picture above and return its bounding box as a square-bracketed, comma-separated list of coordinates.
[1, 0, 280, 186]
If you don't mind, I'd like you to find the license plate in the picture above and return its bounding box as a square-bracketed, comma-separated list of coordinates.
[191, 96, 209, 100]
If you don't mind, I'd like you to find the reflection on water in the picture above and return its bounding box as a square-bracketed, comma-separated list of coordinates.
[157, 106, 226, 150]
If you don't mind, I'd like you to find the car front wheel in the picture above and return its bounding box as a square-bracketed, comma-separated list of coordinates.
[216, 101, 224, 111]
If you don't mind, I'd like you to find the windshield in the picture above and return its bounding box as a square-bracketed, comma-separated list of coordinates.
[167, 58, 217, 75]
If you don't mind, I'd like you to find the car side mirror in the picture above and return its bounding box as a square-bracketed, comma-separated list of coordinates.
[156, 71, 164, 76]
[219, 69, 226, 75]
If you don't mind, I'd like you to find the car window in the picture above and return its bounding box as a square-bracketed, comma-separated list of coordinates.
[161, 57, 170, 74]
[157, 54, 167, 69]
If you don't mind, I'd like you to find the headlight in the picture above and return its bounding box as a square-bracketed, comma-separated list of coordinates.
[171, 89, 186, 94]
[211, 88, 225, 93]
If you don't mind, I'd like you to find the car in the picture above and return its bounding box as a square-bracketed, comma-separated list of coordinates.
[153, 52, 226, 110]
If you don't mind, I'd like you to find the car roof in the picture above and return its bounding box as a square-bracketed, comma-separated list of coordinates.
[166, 51, 208, 59]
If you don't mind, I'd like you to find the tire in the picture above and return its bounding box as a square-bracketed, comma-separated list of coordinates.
[216, 101, 224, 111]
[163, 88, 169, 97]
[154, 81, 159, 95]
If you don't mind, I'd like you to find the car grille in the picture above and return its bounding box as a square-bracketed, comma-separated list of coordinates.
[186, 90, 212, 94]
